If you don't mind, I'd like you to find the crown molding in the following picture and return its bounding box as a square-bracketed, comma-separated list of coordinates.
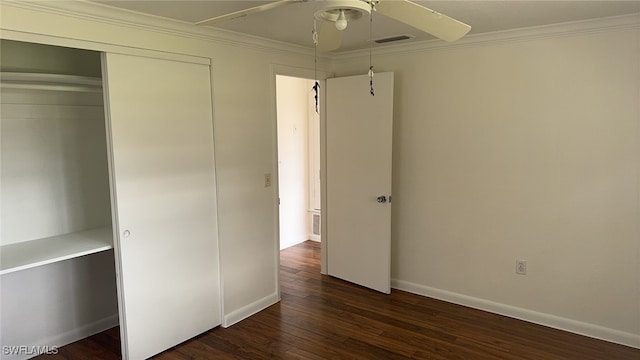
[0, 0, 332, 62]
[3, 1, 637, 66]
[334, 12, 640, 62]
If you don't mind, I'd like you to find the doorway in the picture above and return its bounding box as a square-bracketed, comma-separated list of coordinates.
[276, 75, 321, 251]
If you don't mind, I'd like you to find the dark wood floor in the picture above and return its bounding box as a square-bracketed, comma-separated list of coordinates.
[39, 240, 638, 359]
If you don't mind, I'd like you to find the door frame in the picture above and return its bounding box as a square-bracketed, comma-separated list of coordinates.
[270, 65, 332, 295]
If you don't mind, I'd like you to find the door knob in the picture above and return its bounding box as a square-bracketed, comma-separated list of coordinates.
[377, 195, 387, 203]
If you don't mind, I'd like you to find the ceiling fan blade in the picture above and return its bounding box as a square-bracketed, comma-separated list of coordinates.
[375, 0, 471, 42]
[317, 21, 343, 52]
[196, 0, 301, 26]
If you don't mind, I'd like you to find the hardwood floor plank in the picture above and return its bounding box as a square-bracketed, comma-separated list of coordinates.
[36, 240, 639, 359]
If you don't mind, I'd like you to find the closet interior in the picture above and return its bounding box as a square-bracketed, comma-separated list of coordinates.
[1, 39, 119, 357]
[1, 38, 223, 360]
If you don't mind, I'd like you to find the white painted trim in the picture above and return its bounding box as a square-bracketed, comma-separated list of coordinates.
[0, 29, 210, 66]
[2, 314, 119, 360]
[49, 314, 120, 349]
[392, 279, 640, 349]
[4, 0, 635, 66]
[308, 234, 321, 242]
[222, 292, 279, 328]
[271, 64, 332, 81]
[318, 74, 328, 276]
[270, 64, 332, 290]
[208, 61, 226, 337]
[334, 13, 640, 62]
[1, 0, 328, 60]
[270, 67, 282, 305]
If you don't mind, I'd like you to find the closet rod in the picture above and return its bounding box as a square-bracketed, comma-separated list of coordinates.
[0, 72, 103, 92]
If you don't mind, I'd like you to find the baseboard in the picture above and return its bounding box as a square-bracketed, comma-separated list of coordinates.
[1, 313, 120, 360]
[308, 234, 320, 242]
[392, 279, 640, 349]
[222, 292, 279, 328]
[281, 238, 310, 250]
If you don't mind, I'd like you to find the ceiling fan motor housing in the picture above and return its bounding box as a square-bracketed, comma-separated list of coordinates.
[314, 0, 372, 24]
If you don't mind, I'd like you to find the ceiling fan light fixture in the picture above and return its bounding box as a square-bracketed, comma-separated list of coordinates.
[314, 1, 370, 32]
[335, 10, 348, 30]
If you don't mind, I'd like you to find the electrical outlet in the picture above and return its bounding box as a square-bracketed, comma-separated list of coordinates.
[264, 173, 272, 187]
[516, 260, 527, 275]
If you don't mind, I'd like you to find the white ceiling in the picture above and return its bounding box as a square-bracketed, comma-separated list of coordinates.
[93, 1, 640, 52]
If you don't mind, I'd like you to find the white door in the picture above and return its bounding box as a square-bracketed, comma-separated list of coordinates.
[326, 72, 394, 293]
[102, 52, 221, 359]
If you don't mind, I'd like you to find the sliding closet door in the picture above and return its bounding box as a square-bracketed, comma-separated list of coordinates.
[102, 52, 221, 360]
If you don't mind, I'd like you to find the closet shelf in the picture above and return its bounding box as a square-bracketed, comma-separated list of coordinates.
[0, 226, 113, 275]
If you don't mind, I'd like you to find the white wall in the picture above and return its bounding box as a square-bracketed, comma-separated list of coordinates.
[0, 0, 331, 328]
[333, 19, 640, 346]
[1, 88, 111, 245]
[277, 75, 311, 250]
[2, 0, 638, 349]
[1, 42, 109, 246]
[1, 251, 118, 359]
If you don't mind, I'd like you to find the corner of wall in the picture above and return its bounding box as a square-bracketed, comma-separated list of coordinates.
[222, 292, 280, 328]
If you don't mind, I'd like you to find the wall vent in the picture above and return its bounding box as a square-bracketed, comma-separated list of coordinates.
[374, 35, 413, 44]
[312, 214, 321, 236]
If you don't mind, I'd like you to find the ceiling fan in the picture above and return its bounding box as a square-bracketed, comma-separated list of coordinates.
[196, 0, 471, 52]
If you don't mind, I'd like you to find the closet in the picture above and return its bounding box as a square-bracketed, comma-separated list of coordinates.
[1, 40, 222, 360]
